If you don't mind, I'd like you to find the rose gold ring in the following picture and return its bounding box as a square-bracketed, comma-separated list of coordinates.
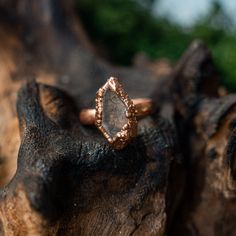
[79, 77, 154, 149]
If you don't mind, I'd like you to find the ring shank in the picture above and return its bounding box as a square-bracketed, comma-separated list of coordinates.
[80, 98, 153, 125]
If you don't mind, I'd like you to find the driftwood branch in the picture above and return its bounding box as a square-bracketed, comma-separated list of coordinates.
[0, 1, 235, 236]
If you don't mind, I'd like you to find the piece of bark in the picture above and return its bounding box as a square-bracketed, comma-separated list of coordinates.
[171, 41, 236, 236]
[0, 0, 172, 186]
[0, 80, 178, 235]
[2, 0, 234, 235]
[0, 0, 181, 235]
[172, 96, 236, 236]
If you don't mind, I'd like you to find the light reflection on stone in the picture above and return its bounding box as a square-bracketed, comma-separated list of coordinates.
[102, 88, 128, 138]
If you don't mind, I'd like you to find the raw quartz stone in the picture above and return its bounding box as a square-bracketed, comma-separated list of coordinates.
[102, 88, 128, 138]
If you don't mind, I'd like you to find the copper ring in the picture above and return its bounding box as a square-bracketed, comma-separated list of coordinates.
[80, 77, 154, 149]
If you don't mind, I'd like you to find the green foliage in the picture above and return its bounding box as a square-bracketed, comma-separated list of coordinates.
[76, 0, 236, 91]
[190, 1, 236, 91]
[210, 36, 236, 90]
[76, 0, 190, 64]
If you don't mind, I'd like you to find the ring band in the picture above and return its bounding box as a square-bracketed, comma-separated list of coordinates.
[80, 98, 153, 125]
[79, 77, 153, 149]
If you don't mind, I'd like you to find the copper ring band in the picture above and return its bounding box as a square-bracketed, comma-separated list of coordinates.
[80, 98, 153, 125]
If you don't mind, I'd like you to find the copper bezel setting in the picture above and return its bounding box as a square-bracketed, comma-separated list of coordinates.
[95, 77, 138, 149]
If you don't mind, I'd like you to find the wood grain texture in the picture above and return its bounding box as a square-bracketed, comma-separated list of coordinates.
[170, 42, 236, 236]
[1, 0, 236, 235]
[0, 0, 180, 235]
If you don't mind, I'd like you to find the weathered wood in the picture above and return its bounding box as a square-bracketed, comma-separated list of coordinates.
[0, 0, 170, 186]
[0, 80, 179, 235]
[170, 42, 236, 236]
[0, 0, 181, 235]
[1, 0, 236, 236]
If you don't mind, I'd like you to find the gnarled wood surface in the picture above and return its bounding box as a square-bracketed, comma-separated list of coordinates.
[0, 0, 235, 236]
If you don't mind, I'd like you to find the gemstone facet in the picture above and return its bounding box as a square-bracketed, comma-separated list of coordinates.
[102, 88, 128, 138]
[95, 77, 137, 149]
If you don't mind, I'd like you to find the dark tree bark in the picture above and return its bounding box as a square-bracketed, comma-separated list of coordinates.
[170, 41, 236, 236]
[0, 0, 235, 236]
[0, 0, 180, 235]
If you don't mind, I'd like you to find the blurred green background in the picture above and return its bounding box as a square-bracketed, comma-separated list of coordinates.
[76, 0, 236, 91]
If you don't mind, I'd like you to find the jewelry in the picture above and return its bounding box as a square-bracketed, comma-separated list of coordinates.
[80, 77, 153, 149]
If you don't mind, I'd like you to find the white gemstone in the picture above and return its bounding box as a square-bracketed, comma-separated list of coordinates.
[102, 88, 128, 138]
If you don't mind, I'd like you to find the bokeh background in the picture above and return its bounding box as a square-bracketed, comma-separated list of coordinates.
[76, 0, 236, 91]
